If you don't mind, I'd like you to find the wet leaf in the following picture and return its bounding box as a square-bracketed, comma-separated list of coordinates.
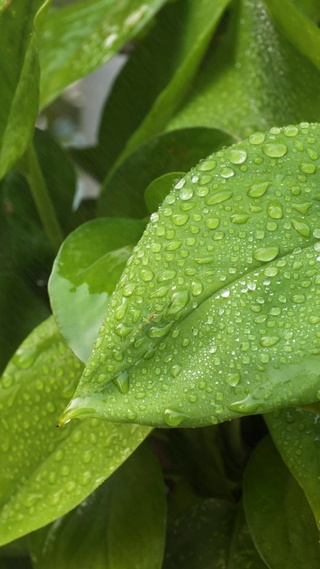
[169, 0, 320, 138]
[98, 127, 234, 218]
[39, 0, 168, 108]
[49, 218, 146, 362]
[0, 317, 149, 546]
[145, 172, 186, 215]
[164, 499, 266, 568]
[82, 0, 232, 182]
[265, 407, 320, 530]
[61, 123, 320, 428]
[30, 444, 166, 569]
[243, 436, 320, 568]
[0, 0, 49, 179]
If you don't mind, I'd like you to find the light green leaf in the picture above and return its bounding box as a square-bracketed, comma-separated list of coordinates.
[61, 123, 320, 428]
[49, 218, 146, 362]
[169, 0, 320, 139]
[84, 0, 232, 182]
[39, 0, 168, 108]
[263, 0, 320, 71]
[164, 500, 266, 568]
[0, 317, 150, 546]
[0, 0, 49, 179]
[243, 436, 320, 568]
[265, 407, 320, 530]
[98, 127, 235, 218]
[145, 173, 186, 215]
[30, 444, 166, 569]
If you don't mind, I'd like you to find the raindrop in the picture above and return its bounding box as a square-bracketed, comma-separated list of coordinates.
[260, 336, 280, 347]
[230, 213, 250, 224]
[205, 191, 233, 206]
[247, 181, 270, 198]
[167, 290, 190, 315]
[283, 126, 299, 137]
[172, 213, 190, 226]
[179, 187, 193, 200]
[292, 218, 311, 238]
[300, 163, 316, 174]
[262, 143, 287, 158]
[205, 218, 220, 230]
[228, 148, 247, 164]
[249, 132, 265, 145]
[163, 409, 188, 426]
[198, 160, 216, 171]
[267, 200, 283, 219]
[253, 245, 280, 262]
[113, 370, 129, 394]
[170, 365, 181, 378]
[220, 167, 235, 178]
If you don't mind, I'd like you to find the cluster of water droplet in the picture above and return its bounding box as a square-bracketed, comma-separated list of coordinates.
[69, 123, 320, 428]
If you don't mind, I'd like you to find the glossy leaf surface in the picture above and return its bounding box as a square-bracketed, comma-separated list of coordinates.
[145, 173, 186, 215]
[164, 500, 266, 568]
[39, 0, 168, 108]
[243, 436, 320, 568]
[98, 127, 235, 218]
[0, 0, 49, 179]
[266, 407, 320, 529]
[169, 0, 320, 139]
[0, 318, 149, 546]
[31, 444, 166, 569]
[85, 0, 231, 182]
[49, 218, 146, 362]
[61, 123, 320, 428]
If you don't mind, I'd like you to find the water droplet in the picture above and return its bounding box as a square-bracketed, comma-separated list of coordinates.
[300, 162, 316, 174]
[226, 372, 241, 387]
[205, 191, 233, 206]
[220, 167, 235, 178]
[247, 181, 270, 198]
[205, 217, 220, 230]
[253, 245, 280, 262]
[191, 279, 203, 296]
[172, 213, 190, 226]
[170, 365, 181, 378]
[292, 218, 311, 238]
[283, 125, 299, 137]
[13, 347, 38, 369]
[292, 202, 312, 215]
[165, 240, 182, 251]
[158, 270, 177, 282]
[147, 322, 174, 338]
[113, 370, 129, 394]
[115, 323, 132, 338]
[313, 229, 320, 239]
[307, 148, 318, 160]
[228, 148, 247, 164]
[163, 409, 188, 426]
[263, 266, 278, 277]
[267, 200, 283, 219]
[179, 187, 193, 200]
[198, 160, 216, 171]
[249, 132, 265, 145]
[230, 213, 250, 224]
[167, 290, 190, 315]
[263, 143, 287, 158]
[123, 283, 135, 296]
[141, 268, 154, 282]
[291, 294, 305, 304]
[260, 336, 280, 347]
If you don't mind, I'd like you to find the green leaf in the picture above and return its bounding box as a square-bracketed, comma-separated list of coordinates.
[243, 436, 320, 568]
[61, 123, 320, 428]
[49, 218, 146, 362]
[169, 0, 320, 138]
[145, 173, 186, 215]
[30, 444, 166, 569]
[263, 0, 320, 71]
[39, 0, 168, 108]
[0, 0, 49, 179]
[81, 0, 232, 181]
[0, 317, 150, 546]
[265, 407, 320, 530]
[163, 499, 266, 568]
[98, 127, 235, 218]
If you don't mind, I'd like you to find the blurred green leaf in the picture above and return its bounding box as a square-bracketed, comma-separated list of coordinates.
[61, 123, 320, 428]
[98, 127, 234, 218]
[77, 0, 232, 182]
[169, 0, 320, 138]
[39, 0, 169, 108]
[0, 0, 49, 179]
[30, 444, 166, 569]
[145, 172, 186, 215]
[265, 407, 320, 530]
[243, 436, 320, 568]
[49, 218, 146, 362]
[0, 317, 150, 546]
[164, 499, 266, 568]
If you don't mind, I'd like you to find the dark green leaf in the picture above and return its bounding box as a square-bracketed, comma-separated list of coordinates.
[265, 407, 320, 530]
[61, 123, 320, 428]
[49, 218, 146, 362]
[243, 436, 320, 568]
[98, 127, 235, 218]
[145, 173, 186, 215]
[39, 0, 169, 108]
[0, 0, 49, 179]
[164, 499, 266, 568]
[30, 444, 166, 569]
[82, 0, 231, 181]
[169, 0, 320, 138]
[0, 317, 150, 546]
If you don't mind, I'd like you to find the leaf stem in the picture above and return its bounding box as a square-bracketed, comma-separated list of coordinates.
[23, 142, 64, 252]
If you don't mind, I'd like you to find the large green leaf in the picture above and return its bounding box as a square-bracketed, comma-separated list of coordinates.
[243, 436, 320, 568]
[0, 0, 49, 179]
[61, 123, 320, 428]
[30, 444, 166, 569]
[265, 407, 320, 530]
[98, 128, 235, 218]
[0, 317, 149, 546]
[49, 218, 146, 362]
[77, 0, 231, 182]
[164, 500, 267, 568]
[39, 0, 168, 108]
[169, 0, 320, 139]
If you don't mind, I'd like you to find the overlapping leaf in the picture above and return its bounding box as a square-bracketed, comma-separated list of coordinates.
[243, 436, 320, 567]
[0, 317, 149, 546]
[266, 407, 320, 530]
[61, 123, 320, 428]
[39, 0, 168, 108]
